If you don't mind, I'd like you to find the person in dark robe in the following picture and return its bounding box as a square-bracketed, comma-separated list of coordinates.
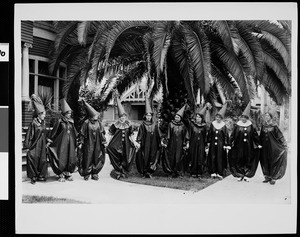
[163, 104, 189, 178]
[156, 111, 168, 171]
[47, 99, 78, 182]
[207, 102, 230, 179]
[259, 111, 288, 185]
[106, 95, 137, 180]
[187, 105, 207, 178]
[24, 94, 48, 184]
[135, 94, 160, 178]
[228, 103, 262, 182]
[78, 100, 107, 181]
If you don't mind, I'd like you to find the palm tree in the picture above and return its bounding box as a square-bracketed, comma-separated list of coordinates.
[49, 20, 291, 126]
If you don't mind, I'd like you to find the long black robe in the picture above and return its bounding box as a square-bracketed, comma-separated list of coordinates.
[24, 118, 48, 179]
[187, 120, 207, 176]
[260, 123, 287, 180]
[136, 120, 160, 176]
[48, 116, 78, 176]
[79, 119, 106, 177]
[207, 121, 229, 176]
[106, 121, 136, 175]
[229, 121, 261, 178]
[164, 120, 189, 176]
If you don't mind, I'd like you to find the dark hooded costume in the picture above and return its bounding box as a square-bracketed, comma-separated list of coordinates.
[163, 104, 189, 177]
[187, 105, 207, 177]
[259, 112, 288, 182]
[48, 99, 78, 179]
[135, 95, 160, 177]
[78, 100, 106, 180]
[228, 103, 261, 179]
[106, 96, 136, 177]
[24, 94, 48, 182]
[207, 103, 229, 177]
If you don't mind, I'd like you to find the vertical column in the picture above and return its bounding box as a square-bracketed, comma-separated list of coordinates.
[279, 100, 285, 132]
[34, 60, 38, 94]
[22, 43, 32, 101]
[54, 78, 59, 110]
[260, 85, 265, 114]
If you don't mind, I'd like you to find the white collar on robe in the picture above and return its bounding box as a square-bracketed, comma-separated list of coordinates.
[212, 120, 225, 129]
[236, 120, 252, 127]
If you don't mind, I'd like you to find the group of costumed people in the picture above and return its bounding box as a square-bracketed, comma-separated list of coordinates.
[24, 92, 288, 186]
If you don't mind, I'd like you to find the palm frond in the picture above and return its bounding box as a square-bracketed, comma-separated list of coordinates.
[212, 21, 236, 52]
[277, 20, 291, 33]
[62, 48, 89, 97]
[234, 21, 264, 80]
[53, 21, 78, 51]
[103, 21, 152, 73]
[211, 64, 235, 98]
[214, 44, 250, 103]
[254, 30, 290, 71]
[260, 39, 290, 93]
[249, 20, 291, 55]
[260, 67, 289, 105]
[77, 21, 92, 46]
[152, 21, 173, 77]
[171, 34, 196, 105]
[184, 24, 211, 95]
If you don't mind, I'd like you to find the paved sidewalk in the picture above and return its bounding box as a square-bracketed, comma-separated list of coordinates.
[22, 154, 291, 204]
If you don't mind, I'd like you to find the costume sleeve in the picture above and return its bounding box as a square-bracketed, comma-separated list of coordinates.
[204, 125, 208, 145]
[184, 126, 190, 145]
[79, 121, 88, 144]
[252, 125, 261, 146]
[224, 125, 229, 146]
[108, 124, 116, 136]
[128, 124, 134, 136]
[24, 122, 34, 149]
[136, 124, 144, 143]
[48, 119, 61, 143]
[166, 123, 172, 143]
[259, 125, 265, 144]
[229, 125, 237, 147]
[207, 124, 213, 143]
[100, 123, 107, 145]
[275, 125, 287, 148]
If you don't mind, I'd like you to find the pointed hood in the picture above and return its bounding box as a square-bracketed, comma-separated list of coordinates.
[30, 94, 45, 114]
[176, 104, 187, 118]
[241, 102, 251, 118]
[217, 102, 227, 118]
[266, 107, 278, 118]
[116, 96, 127, 117]
[145, 94, 153, 115]
[83, 100, 100, 119]
[33, 101, 45, 114]
[59, 98, 72, 114]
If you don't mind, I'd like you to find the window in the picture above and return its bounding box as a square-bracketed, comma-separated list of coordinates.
[28, 56, 66, 108]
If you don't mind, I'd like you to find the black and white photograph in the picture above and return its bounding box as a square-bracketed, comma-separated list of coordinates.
[14, 3, 297, 235]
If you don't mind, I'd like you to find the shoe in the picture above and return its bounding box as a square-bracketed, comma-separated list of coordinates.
[66, 176, 73, 181]
[237, 177, 244, 182]
[58, 177, 66, 182]
[37, 177, 46, 182]
[243, 177, 249, 182]
[216, 174, 223, 179]
[92, 174, 99, 180]
[30, 178, 36, 185]
[263, 177, 271, 183]
[211, 173, 216, 178]
[269, 179, 276, 185]
[84, 176, 89, 181]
